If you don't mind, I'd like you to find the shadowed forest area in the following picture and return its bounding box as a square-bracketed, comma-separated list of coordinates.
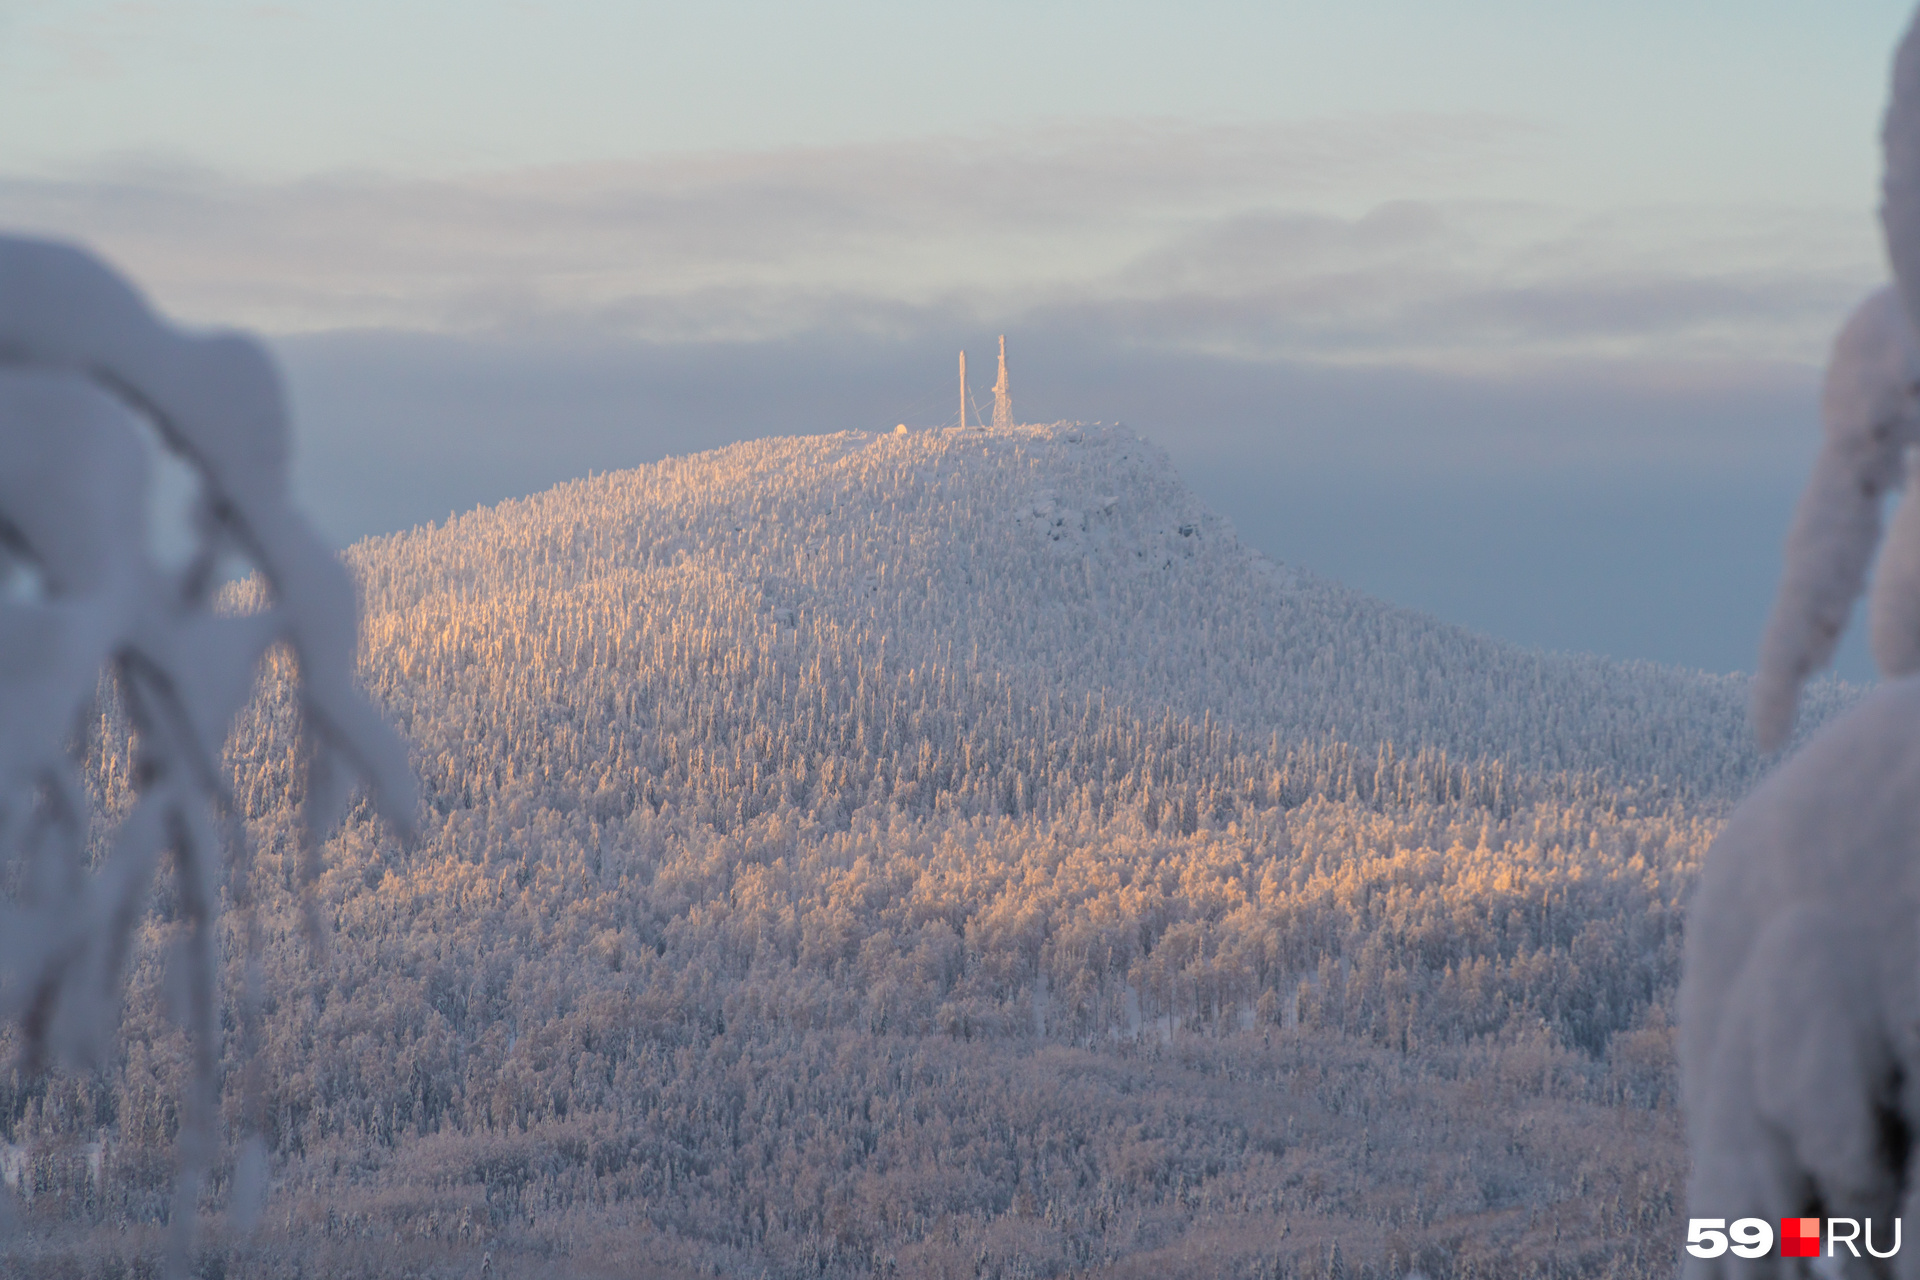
[1, 426, 1759, 1277]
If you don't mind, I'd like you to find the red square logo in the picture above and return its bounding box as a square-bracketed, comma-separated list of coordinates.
[1781, 1217, 1821, 1258]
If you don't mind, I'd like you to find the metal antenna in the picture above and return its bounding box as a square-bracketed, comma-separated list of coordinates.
[992, 335, 1011, 429]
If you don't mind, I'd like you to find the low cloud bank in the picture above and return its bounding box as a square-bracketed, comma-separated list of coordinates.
[1, 122, 1875, 367]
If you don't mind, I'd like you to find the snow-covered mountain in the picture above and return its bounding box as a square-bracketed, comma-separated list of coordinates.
[325, 422, 1822, 815]
[47, 422, 1734, 1278]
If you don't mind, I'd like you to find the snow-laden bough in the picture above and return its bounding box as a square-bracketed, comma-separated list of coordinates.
[1683, 7, 1920, 1276]
[0, 236, 416, 1272]
[1752, 287, 1920, 752]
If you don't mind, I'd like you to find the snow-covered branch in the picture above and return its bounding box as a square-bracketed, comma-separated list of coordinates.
[0, 236, 415, 1271]
[1684, 8, 1920, 1275]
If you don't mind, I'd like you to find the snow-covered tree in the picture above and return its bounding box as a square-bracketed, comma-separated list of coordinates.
[0, 236, 415, 1273]
[1681, 7, 1920, 1274]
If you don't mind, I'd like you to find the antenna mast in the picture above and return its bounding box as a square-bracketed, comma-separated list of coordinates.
[958, 350, 968, 429]
[992, 335, 1011, 429]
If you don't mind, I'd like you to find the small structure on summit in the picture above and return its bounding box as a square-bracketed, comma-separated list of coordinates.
[993, 335, 1012, 430]
[958, 338, 1012, 431]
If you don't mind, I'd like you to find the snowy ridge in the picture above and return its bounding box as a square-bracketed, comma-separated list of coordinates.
[332, 422, 1824, 808]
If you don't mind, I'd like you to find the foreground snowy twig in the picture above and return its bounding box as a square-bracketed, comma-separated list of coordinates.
[1683, 7, 1920, 1277]
[0, 236, 416, 1274]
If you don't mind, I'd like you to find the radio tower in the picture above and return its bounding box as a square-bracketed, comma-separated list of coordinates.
[958, 350, 968, 429]
[992, 335, 1011, 429]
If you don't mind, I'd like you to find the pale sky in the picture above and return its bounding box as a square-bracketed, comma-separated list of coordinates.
[1, 2, 1909, 203]
[3, 2, 1916, 675]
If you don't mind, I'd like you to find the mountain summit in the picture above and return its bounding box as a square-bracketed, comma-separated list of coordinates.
[344, 422, 1806, 814]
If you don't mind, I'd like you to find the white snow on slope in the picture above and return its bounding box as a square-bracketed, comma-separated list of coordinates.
[332, 423, 1825, 804]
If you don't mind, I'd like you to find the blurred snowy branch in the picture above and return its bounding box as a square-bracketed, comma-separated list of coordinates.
[1683, 7, 1920, 1276]
[0, 236, 416, 1271]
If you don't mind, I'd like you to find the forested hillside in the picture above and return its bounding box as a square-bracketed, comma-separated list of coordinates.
[339, 423, 1835, 807]
[0, 424, 1800, 1278]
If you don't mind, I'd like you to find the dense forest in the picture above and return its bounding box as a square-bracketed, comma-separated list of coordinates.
[0, 425, 1814, 1277]
[338, 423, 1843, 802]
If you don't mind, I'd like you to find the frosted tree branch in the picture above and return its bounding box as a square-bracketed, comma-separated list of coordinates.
[1752, 287, 1920, 750]
[0, 235, 417, 1272]
[1683, 7, 1920, 1276]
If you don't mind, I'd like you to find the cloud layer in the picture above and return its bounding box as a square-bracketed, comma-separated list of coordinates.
[1, 118, 1880, 369]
